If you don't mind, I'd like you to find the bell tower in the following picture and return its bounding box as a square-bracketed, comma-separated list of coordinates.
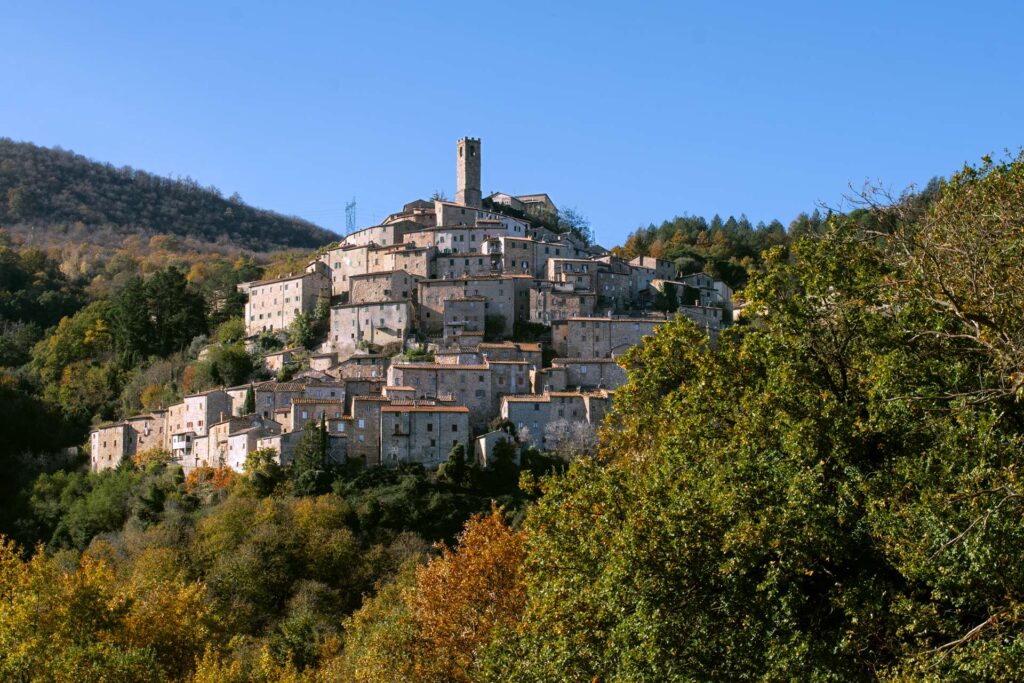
[456, 137, 481, 208]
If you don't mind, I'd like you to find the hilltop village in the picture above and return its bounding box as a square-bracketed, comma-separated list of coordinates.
[89, 138, 734, 473]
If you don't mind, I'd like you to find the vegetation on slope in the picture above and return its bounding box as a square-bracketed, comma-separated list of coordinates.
[0, 139, 338, 251]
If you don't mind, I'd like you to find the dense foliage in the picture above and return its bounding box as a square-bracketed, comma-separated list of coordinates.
[0, 456, 534, 681]
[613, 211, 794, 289]
[0, 139, 338, 251]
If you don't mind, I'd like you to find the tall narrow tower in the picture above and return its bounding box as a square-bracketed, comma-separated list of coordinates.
[456, 137, 481, 208]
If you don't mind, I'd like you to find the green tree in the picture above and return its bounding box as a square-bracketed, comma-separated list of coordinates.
[653, 281, 678, 312]
[558, 206, 593, 245]
[490, 438, 519, 490]
[145, 267, 209, 356]
[291, 416, 329, 495]
[289, 311, 315, 349]
[439, 443, 469, 487]
[242, 447, 285, 497]
[215, 317, 246, 344]
[242, 384, 256, 416]
[207, 344, 254, 387]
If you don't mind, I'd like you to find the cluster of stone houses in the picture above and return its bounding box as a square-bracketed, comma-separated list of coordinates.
[90, 137, 734, 473]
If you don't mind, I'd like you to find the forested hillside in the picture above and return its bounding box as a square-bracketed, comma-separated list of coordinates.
[0, 139, 337, 251]
[611, 212, 792, 290]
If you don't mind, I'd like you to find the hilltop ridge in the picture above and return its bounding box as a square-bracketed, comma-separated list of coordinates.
[0, 139, 338, 252]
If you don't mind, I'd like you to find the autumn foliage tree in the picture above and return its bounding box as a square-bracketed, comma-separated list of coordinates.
[335, 506, 526, 682]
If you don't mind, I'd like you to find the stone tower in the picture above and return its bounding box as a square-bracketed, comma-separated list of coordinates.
[456, 137, 481, 208]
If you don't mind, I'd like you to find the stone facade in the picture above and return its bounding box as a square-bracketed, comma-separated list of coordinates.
[345, 396, 387, 465]
[478, 341, 543, 367]
[529, 285, 596, 324]
[89, 423, 131, 471]
[551, 316, 663, 358]
[500, 389, 613, 448]
[443, 297, 487, 343]
[349, 270, 419, 305]
[243, 263, 330, 335]
[338, 222, 413, 249]
[550, 357, 627, 390]
[204, 415, 281, 470]
[387, 362, 492, 430]
[418, 277, 516, 336]
[164, 390, 232, 462]
[456, 137, 482, 208]
[330, 301, 414, 357]
[380, 404, 470, 466]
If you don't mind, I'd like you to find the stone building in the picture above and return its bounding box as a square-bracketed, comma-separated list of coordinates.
[344, 395, 388, 465]
[381, 199, 437, 228]
[380, 403, 470, 467]
[443, 296, 487, 344]
[529, 284, 596, 324]
[546, 258, 599, 291]
[309, 352, 336, 372]
[280, 398, 347, 434]
[496, 236, 544, 276]
[330, 301, 414, 357]
[488, 359, 532, 409]
[417, 277, 516, 336]
[474, 429, 515, 468]
[242, 378, 346, 420]
[348, 270, 419, 305]
[242, 262, 331, 335]
[370, 243, 435, 278]
[630, 255, 676, 281]
[478, 341, 543, 367]
[164, 389, 232, 464]
[456, 137, 482, 208]
[90, 422, 132, 471]
[500, 389, 614, 448]
[434, 251, 502, 279]
[330, 353, 389, 380]
[204, 415, 281, 471]
[387, 361, 492, 430]
[256, 430, 347, 468]
[339, 222, 414, 249]
[546, 357, 627, 390]
[551, 316, 664, 358]
[262, 347, 297, 374]
[319, 244, 370, 296]
[679, 273, 734, 314]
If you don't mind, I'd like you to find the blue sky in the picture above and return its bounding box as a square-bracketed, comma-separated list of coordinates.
[2, 1, 1021, 246]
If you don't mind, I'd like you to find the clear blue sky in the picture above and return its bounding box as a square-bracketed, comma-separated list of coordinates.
[2, 1, 1021, 246]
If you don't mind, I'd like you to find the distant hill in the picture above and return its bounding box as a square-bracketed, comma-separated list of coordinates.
[0, 139, 338, 252]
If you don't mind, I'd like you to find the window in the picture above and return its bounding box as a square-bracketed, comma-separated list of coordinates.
[452, 424, 458, 432]
[427, 423, 433, 431]
[358, 419, 365, 429]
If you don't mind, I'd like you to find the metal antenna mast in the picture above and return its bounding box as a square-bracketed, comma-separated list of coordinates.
[345, 198, 357, 234]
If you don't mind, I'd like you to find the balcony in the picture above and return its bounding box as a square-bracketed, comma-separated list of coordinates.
[171, 433, 194, 455]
